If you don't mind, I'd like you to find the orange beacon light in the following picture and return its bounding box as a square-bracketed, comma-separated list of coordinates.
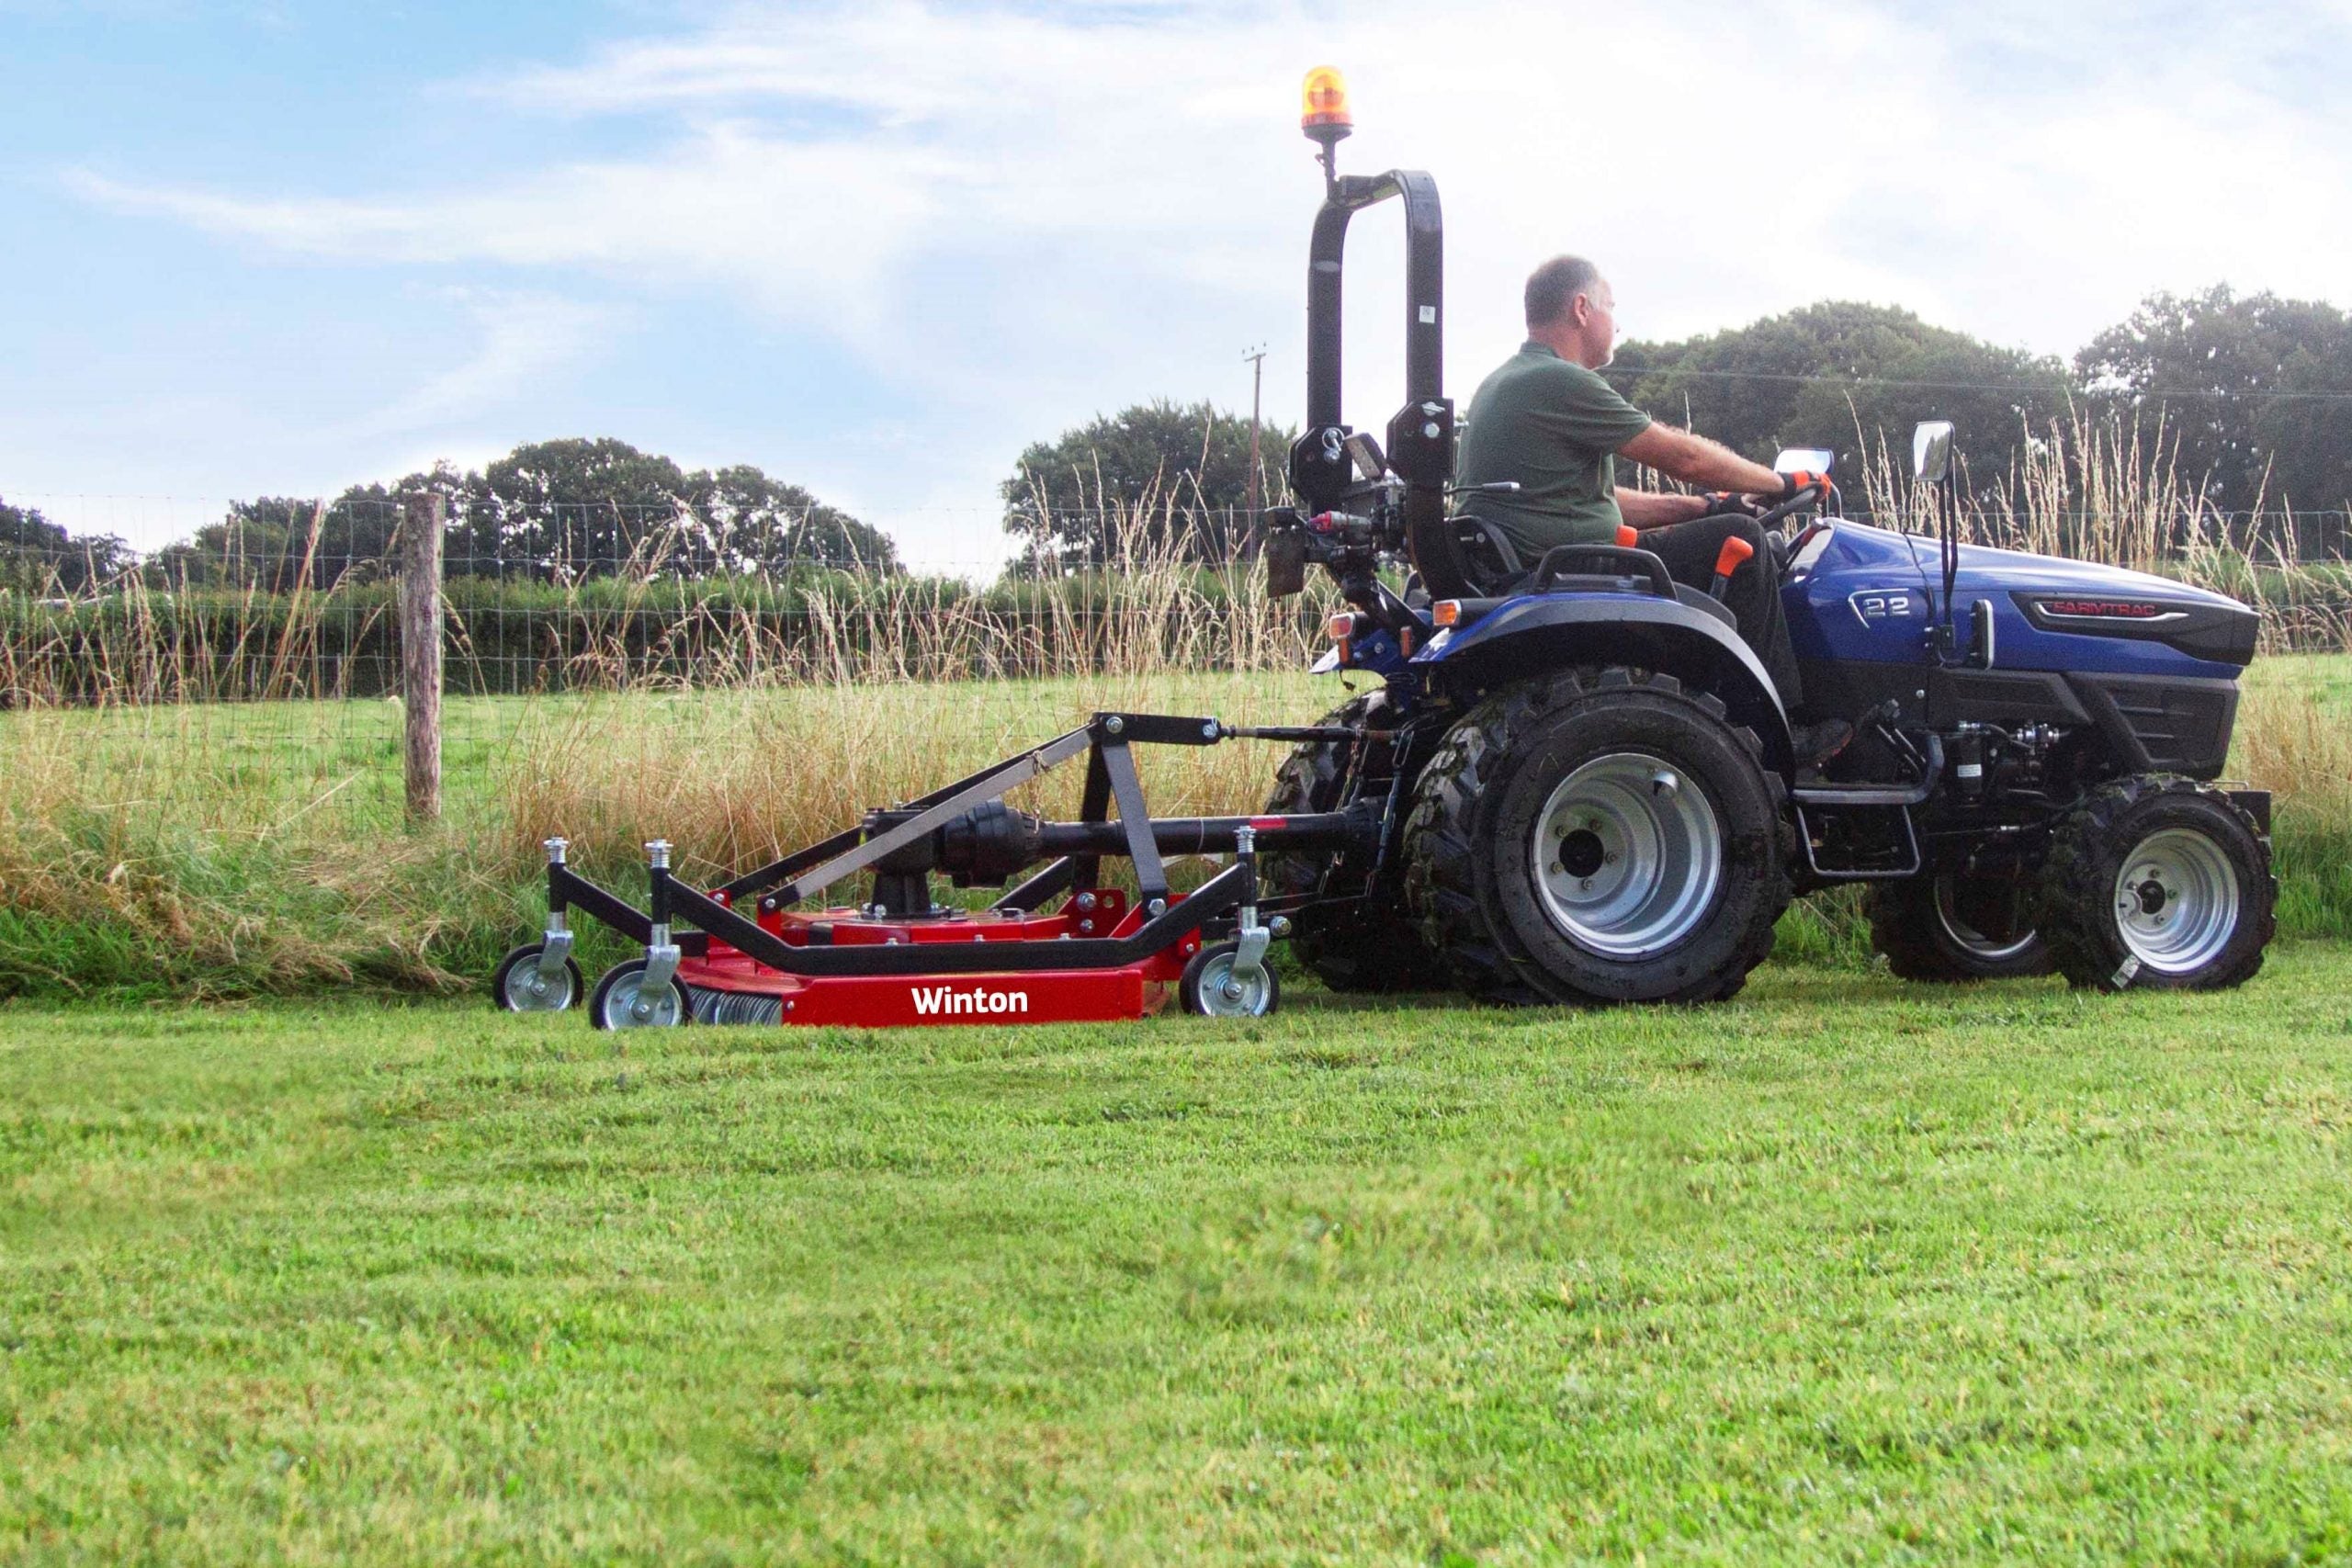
[1300, 66, 1352, 137]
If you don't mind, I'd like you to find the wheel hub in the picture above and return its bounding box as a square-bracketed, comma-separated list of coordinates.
[1532, 751, 1723, 960]
[502, 950, 576, 1013]
[605, 971, 683, 1029]
[2113, 829, 2239, 975]
[1194, 952, 1273, 1017]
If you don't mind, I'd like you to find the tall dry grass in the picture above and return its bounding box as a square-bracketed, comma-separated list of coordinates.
[6, 426, 2352, 1000]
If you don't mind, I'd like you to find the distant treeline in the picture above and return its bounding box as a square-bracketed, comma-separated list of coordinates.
[6, 286, 2351, 601]
[0, 565, 1339, 703]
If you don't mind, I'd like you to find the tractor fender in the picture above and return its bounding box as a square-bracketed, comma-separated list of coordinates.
[1416, 593, 1793, 775]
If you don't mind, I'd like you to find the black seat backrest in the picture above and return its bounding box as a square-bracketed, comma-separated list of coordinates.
[1410, 512, 1521, 599]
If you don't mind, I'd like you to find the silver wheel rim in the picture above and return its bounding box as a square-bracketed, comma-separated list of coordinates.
[2113, 828, 2239, 975]
[1532, 751, 1723, 960]
[1931, 874, 2040, 962]
[1193, 953, 1273, 1017]
[503, 953, 574, 1013]
[603, 970, 682, 1028]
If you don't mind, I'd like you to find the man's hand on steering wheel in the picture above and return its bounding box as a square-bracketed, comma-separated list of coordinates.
[1770, 469, 1831, 502]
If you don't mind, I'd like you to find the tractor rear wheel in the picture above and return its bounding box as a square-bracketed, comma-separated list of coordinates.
[2035, 775, 2275, 991]
[1867, 870, 2052, 981]
[1402, 668, 1789, 1006]
[1261, 690, 1445, 993]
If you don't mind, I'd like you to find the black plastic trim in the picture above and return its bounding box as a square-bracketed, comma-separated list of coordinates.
[2012, 592, 2257, 667]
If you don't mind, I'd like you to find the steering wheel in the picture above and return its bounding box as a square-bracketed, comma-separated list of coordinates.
[1751, 478, 1833, 532]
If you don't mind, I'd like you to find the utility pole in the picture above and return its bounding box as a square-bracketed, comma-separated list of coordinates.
[1241, 344, 1268, 558]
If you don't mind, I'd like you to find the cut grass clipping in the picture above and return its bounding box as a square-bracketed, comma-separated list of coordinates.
[5, 657, 2350, 1001]
[6, 952, 2352, 1561]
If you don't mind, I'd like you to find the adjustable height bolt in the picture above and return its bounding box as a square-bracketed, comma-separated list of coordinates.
[543, 836, 569, 865]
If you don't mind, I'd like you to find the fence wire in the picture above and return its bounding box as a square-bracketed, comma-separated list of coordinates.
[3, 495, 2349, 717]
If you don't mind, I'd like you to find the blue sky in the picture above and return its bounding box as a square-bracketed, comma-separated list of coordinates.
[7, 0, 2351, 570]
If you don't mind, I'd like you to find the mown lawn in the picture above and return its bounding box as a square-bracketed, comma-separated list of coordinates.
[7, 950, 2352, 1563]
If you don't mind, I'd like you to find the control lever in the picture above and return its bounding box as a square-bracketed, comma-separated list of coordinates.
[1710, 536, 1755, 601]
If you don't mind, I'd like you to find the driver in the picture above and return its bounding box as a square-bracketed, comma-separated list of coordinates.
[1454, 254, 1847, 760]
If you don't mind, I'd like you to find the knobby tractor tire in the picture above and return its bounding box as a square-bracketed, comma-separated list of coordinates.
[1401, 667, 1790, 1007]
[1866, 871, 2053, 982]
[2035, 774, 2276, 992]
[1261, 689, 1448, 993]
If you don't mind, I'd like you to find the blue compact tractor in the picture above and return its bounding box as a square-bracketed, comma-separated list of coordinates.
[1251, 77, 2274, 1009]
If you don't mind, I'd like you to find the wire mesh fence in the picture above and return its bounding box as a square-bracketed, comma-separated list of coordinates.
[4, 484, 2350, 716]
[0, 498, 1343, 709]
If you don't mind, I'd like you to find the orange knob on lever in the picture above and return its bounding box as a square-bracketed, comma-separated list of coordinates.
[1615, 525, 1638, 548]
[1710, 536, 1755, 601]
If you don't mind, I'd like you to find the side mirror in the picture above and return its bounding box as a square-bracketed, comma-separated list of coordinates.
[1912, 421, 1956, 485]
[1773, 447, 1835, 477]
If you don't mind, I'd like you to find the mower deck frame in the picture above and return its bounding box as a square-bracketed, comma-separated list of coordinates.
[536, 712, 1379, 1025]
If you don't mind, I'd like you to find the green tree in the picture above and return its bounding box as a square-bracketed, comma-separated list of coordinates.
[676, 465, 896, 574]
[2076, 286, 2352, 513]
[1001, 400, 1293, 570]
[0, 498, 130, 594]
[149, 491, 408, 592]
[1609, 301, 2072, 498]
[451, 438, 895, 578]
[151, 442, 895, 586]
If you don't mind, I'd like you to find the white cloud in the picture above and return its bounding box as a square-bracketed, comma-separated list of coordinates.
[56, 0, 2352, 569]
[341, 290, 619, 439]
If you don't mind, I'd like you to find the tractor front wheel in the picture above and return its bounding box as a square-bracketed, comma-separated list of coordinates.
[1867, 870, 2052, 981]
[2036, 776, 2274, 991]
[1403, 668, 1789, 1006]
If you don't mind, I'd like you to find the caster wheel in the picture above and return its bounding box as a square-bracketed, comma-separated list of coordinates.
[492, 943, 582, 1013]
[589, 959, 691, 1029]
[1179, 941, 1280, 1018]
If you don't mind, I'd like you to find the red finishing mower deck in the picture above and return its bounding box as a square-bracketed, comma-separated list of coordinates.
[678, 889, 1200, 1026]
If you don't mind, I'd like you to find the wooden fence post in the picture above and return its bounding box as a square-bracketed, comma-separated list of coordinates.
[401, 491, 445, 825]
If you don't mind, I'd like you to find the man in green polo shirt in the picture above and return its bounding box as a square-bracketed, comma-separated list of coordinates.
[1455, 255, 1828, 737]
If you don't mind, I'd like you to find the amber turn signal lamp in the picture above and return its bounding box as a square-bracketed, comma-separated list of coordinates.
[1431, 600, 1462, 628]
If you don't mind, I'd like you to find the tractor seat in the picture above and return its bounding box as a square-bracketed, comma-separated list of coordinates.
[1432, 515, 1736, 633]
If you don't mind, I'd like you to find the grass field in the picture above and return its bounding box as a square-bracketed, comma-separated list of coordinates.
[7, 949, 2352, 1562]
[3, 655, 2349, 1002]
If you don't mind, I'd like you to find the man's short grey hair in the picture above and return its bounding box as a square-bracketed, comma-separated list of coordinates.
[1525, 255, 1602, 330]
